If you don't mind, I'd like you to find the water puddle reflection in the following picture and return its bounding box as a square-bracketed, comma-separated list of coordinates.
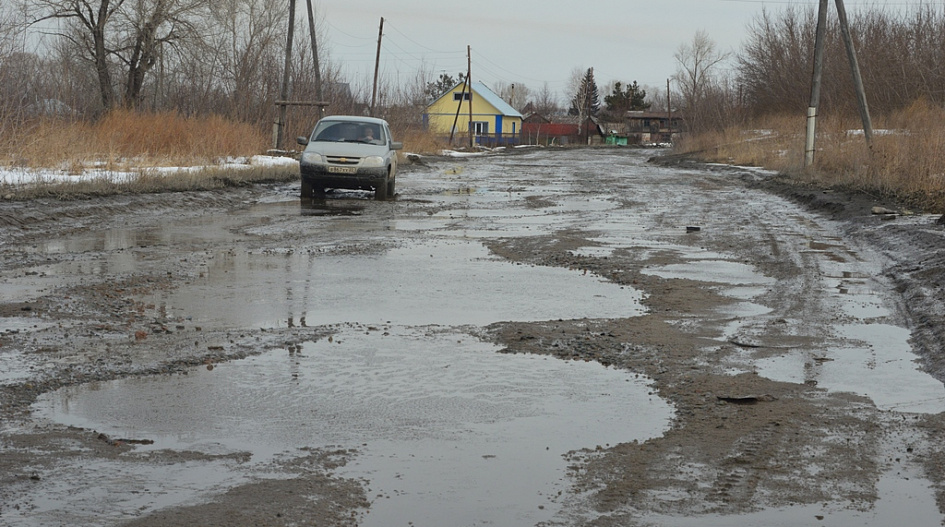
[147, 239, 645, 329]
[34, 326, 673, 525]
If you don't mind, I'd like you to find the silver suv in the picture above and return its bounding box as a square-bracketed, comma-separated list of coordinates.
[296, 116, 403, 200]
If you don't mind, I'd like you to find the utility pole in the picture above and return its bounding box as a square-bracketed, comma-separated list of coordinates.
[806, 0, 828, 167]
[835, 0, 873, 145]
[275, 0, 296, 150]
[467, 45, 473, 149]
[449, 76, 469, 145]
[305, 0, 323, 118]
[371, 17, 384, 117]
[805, 0, 873, 167]
[666, 78, 672, 143]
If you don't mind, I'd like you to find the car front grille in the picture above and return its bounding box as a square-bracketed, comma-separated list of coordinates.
[326, 156, 360, 165]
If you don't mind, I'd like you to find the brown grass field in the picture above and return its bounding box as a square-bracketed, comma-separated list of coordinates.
[675, 101, 945, 213]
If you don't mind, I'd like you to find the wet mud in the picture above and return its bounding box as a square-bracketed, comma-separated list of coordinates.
[2, 148, 945, 526]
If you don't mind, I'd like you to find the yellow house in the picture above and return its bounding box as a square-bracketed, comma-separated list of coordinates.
[423, 81, 523, 146]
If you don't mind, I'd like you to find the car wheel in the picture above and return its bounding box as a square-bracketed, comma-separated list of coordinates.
[300, 179, 313, 200]
[386, 175, 395, 198]
[374, 177, 389, 200]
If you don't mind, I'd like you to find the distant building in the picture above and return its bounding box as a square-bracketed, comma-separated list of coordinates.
[423, 81, 523, 147]
[522, 114, 604, 146]
[623, 111, 682, 144]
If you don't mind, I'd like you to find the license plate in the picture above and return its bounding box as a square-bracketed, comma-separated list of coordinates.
[328, 166, 356, 174]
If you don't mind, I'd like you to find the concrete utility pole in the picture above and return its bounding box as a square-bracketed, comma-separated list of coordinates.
[371, 17, 384, 117]
[805, 0, 873, 167]
[806, 0, 829, 167]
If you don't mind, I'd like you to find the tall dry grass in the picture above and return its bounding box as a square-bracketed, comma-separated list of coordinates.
[675, 102, 945, 213]
[395, 126, 449, 155]
[0, 110, 296, 200]
[0, 109, 269, 170]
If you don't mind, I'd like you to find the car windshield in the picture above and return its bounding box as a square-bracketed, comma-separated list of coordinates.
[311, 120, 386, 144]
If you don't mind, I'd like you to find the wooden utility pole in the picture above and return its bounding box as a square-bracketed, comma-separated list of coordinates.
[275, 0, 296, 150]
[370, 17, 384, 117]
[467, 45, 473, 148]
[666, 78, 672, 143]
[805, 0, 873, 167]
[835, 0, 873, 145]
[305, 0, 323, 118]
[449, 77, 469, 145]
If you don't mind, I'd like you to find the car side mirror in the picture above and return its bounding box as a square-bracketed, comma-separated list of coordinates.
[296, 136, 309, 146]
[390, 141, 403, 151]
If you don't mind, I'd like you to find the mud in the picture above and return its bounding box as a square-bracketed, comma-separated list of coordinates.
[1, 148, 945, 526]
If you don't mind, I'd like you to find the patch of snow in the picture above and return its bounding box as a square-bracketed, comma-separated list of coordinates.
[846, 129, 908, 137]
[0, 155, 298, 188]
[441, 150, 485, 158]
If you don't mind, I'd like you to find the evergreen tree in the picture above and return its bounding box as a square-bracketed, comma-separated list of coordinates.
[569, 67, 600, 118]
[604, 80, 650, 119]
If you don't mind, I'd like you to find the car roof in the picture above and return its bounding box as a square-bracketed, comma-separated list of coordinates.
[318, 115, 388, 125]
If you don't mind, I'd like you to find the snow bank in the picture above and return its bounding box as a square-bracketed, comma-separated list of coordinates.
[0, 155, 299, 187]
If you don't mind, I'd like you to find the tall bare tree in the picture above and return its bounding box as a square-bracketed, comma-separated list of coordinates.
[673, 30, 730, 132]
[27, 0, 123, 109]
[528, 82, 560, 117]
[25, 0, 206, 110]
[117, 0, 206, 107]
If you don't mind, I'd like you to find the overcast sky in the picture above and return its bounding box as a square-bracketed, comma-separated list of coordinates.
[320, 0, 933, 101]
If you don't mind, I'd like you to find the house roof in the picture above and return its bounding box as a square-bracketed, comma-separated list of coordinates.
[625, 111, 682, 120]
[470, 81, 523, 118]
[429, 81, 523, 119]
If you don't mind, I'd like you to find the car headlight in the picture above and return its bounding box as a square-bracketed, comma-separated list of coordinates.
[362, 156, 385, 168]
[301, 152, 323, 164]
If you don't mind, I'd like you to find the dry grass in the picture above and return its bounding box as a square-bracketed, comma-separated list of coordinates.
[392, 126, 448, 155]
[0, 110, 295, 200]
[676, 103, 945, 213]
[1, 109, 268, 170]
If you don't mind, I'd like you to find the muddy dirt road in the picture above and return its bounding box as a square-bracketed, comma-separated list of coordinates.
[2, 148, 945, 526]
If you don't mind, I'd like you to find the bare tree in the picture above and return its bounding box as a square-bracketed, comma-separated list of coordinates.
[641, 83, 667, 112]
[528, 82, 560, 117]
[117, 0, 207, 108]
[492, 81, 530, 111]
[24, 0, 207, 110]
[26, 0, 123, 110]
[203, 0, 285, 120]
[672, 30, 730, 132]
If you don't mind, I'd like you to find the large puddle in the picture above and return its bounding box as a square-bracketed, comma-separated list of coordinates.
[34, 326, 673, 526]
[146, 238, 645, 329]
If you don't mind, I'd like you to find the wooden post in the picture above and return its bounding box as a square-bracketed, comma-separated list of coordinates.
[275, 0, 296, 150]
[467, 45, 473, 149]
[805, 0, 829, 167]
[305, 0, 323, 118]
[449, 78, 469, 145]
[371, 17, 384, 117]
[835, 0, 873, 146]
[666, 78, 672, 143]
